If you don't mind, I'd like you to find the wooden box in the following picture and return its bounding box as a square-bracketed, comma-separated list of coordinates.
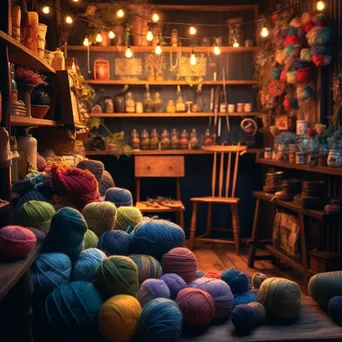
[135, 156, 185, 177]
[310, 251, 342, 273]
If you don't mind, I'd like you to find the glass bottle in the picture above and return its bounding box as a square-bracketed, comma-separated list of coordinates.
[150, 128, 160, 150]
[141, 129, 150, 150]
[203, 129, 214, 146]
[11, 64, 18, 102]
[176, 92, 186, 113]
[115, 95, 125, 113]
[153, 92, 163, 113]
[166, 100, 175, 113]
[161, 129, 171, 150]
[105, 99, 114, 113]
[180, 129, 189, 149]
[171, 129, 180, 149]
[125, 92, 135, 113]
[190, 128, 200, 149]
[130, 129, 140, 150]
[143, 91, 153, 113]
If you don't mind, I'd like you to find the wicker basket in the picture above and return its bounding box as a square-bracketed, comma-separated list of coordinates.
[31, 105, 50, 119]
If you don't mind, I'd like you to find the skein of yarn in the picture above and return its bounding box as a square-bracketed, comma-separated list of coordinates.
[160, 273, 188, 300]
[77, 159, 104, 182]
[139, 279, 170, 307]
[114, 206, 142, 233]
[83, 229, 99, 250]
[18, 200, 55, 229]
[129, 254, 163, 285]
[328, 296, 342, 325]
[98, 230, 131, 256]
[221, 268, 250, 294]
[99, 171, 115, 197]
[105, 187, 133, 208]
[251, 272, 268, 289]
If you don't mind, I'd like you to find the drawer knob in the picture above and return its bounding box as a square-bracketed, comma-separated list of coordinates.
[146, 166, 150, 170]
[169, 166, 173, 170]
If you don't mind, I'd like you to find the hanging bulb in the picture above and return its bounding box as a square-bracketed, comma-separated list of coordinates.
[65, 16, 73, 25]
[146, 30, 154, 42]
[72, 0, 80, 2]
[155, 43, 162, 55]
[152, 12, 160, 23]
[96, 33, 103, 43]
[116, 9, 125, 18]
[190, 50, 197, 65]
[108, 31, 115, 39]
[189, 26, 197, 36]
[42, 6, 50, 14]
[260, 24, 269, 38]
[233, 39, 240, 48]
[125, 46, 133, 58]
[83, 36, 89, 47]
[316, 1, 326, 11]
[213, 44, 221, 56]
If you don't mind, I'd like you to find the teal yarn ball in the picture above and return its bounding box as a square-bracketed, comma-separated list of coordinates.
[131, 218, 185, 260]
[94, 255, 139, 299]
[105, 187, 133, 207]
[221, 268, 250, 294]
[32, 253, 71, 296]
[137, 298, 182, 342]
[43, 207, 88, 261]
[231, 304, 256, 331]
[98, 230, 131, 256]
[139, 278, 170, 307]
[45, 281, 103, 340]
[83, 229, 98, 250]
[234, 291, 257, 307]
[328, 296, 342, 325]
[129, 254, 163, 285]
[72, 248, 106, 282]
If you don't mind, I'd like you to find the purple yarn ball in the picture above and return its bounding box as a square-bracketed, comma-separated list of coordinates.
[139, 279, 170, 307]
[160, 273, 187, 299]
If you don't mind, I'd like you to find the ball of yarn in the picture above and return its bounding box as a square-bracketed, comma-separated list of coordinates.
[99, 230, 131, 256]
[251, 272, 268, 289]
[18, 200, 55, 230]
[176, 288, 215, 326]
[297, 66, 312, 83]
[328, 296, 342, 325]
[37, 154, 47, 171]
[32, 253, 71, 296]
[257, 277, 301, 320]
[161, 247, 197, 283]
[27, 227, 49, 241]
[82, 202, 117, 237]
[275, 49, 285, 64]
[114, 206, 142, 233]
[132, 218, 185, 259]
[45, 281, 103, 339]
[196, 270, 205, 278]
[98, 294, 141, 342]
[0, 225, 36, 258]
[312, 54, 332, 66]
[83, 229, 99, 250]
[99, 171, 115, 197]
[95, 255, 139, 299]
[72, 248, 106, 282]
[77, 159, 104, 182]
[248, 302, 266, 325]
[160, 273, 187, 299]
[308, 271, 342, 307]
[205, 271, 221, 279]
[300, 48, 312, 61]
[231, 304, 256, 331]
[189, 277, 233, 318]
[137, 298, 182, 342]
[272, 67, 281, 80]
[301, 12, 312, 24]
[139, 278, 170, 307]
[221, 268, 249, 294]
[105, 187, 133, 208]
[129, 254, 162, 285]
[234, 291, 257, 307]
[286, 70, 298, 84]
[280, 69, 287, 82]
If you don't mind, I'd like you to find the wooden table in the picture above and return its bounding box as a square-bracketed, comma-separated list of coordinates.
[180, 296, 342, 341]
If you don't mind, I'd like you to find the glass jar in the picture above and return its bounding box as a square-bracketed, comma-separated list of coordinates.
[153, 92, 163, 113]
[115, 96, 125, 113]
[143, 91, 153, 113]
[276, 143, 286, 161]
[264, 147, 272, 159]
[161, 129, 171, 150]
[179, 129, 189, 149]
[288, 144, 296, 164]
[296, 152, 306, 165]
[125, 92, 135, 113]
[308, 150, 318, 167]
[150, 129, 160, 150]
[105, 99, 114, 113]
[135, 102, 143, 114]
[190, 128, 200, 150]
[327, 150, 342, 168]
[176, 93, 186, 113]
[166, 100, 175, 113]
[171, 129, 180, 149]
[141, 129, 150, 150]
[203, 129, 214, 146]
[237, 103, 244, 113]
[11, 65, 18, 102]
[130, 129, 140, 150]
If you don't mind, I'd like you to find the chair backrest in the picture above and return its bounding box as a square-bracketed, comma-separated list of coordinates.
[202, 145, 247, 198]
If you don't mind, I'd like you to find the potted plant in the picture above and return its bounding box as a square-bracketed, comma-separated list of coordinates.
[31, 88, 51, 118]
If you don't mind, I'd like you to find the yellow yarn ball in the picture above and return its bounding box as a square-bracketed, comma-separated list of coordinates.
[114, 206, 143, 232]
[300, 48, 312, 62]
[98, 295, 142, 342]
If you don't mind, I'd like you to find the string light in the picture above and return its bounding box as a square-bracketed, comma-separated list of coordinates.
[190, 49, 197, 65]
[65, 16, 73, 25]
[146, 30, 154, 42]
[83, 36, 89, 46]
[260, 23, 269, 38]
[42, 6, 50, 14]
[125, 46, 133, 58]
[233, 39, 240, 48]
[116, 9, 125, 18]
[213, 44, 221, 55]
[96, 33, 103, 43]
[155, 42, 162, 55]
[108, 31, 115, 39]
[152, 12, 160, 23]
[189, 26, 197, 35]
[316, 1, 326, 11]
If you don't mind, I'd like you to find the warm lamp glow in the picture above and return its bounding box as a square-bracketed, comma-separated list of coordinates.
[116, 9, 125, 18]
[108, 31, 115, 39]
[146, 30, 154, 42]
[155, 43, 162, 55]
[316, 1, 326, 11]
[213, 45, 221, 55]
[42, 6, 50, 14]
[65, 16, 73, 24]
[125, 46, 133, 58]
[189, 26, 197, 35]
[83, 36, 89, 46]
[260, 25, 269, 38]
[96, 33, 103, 43]
[190, 51, 197, 65]
[233, 40, 240, 48]
[152, 12, 160, 23]
[72, 0, 80, 2]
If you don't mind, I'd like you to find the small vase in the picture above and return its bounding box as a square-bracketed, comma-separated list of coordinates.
[18, 83, 34, 117]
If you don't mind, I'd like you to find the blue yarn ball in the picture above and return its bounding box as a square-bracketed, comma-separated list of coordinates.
[328, 296, 342, 325]
[196, 270, 205, 278]
[234, 291, 257, 308]
[98, 230, 131, 256]
[137, 298, 182, 342]
[72, 248, 106, 282]
[160, 273, 187, 300]
[105, 187, 133, 208]
[139, 278, 170, 307]
[131, 219, 185, 260]
[221, 268, 250, 294]
[32, 253, 71, 296]
[45, 281, 103, 340]
[231, 304, 257, 331]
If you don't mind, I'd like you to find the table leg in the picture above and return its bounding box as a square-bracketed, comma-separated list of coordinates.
[248, 198, 260, 268]
[299, 213, 309, 285]
[189, 202, 198, 251]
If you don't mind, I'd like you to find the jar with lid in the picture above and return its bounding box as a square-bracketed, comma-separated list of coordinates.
[264, 147, 272, 159]
[327, 150, 342, 168]
[141, 129, 150, 150]
[130, 129, 140, 150]
[176, 92, 186, 113]
[166, 100, 175, 113]
[308, 150, 318, 166]
[153, 92, 163, 113]
[161, 129, 171, 150]
[203, 129, 214, 146]
[135, 102, 143, 114]
[180, 129, 189, 149]
[11, 64, 18, 102]
[171, 129, 180, 149]
[288, 144, 296, 164]
[125, 92, 135, 113]
[115, 96, 125, 113]
[105, 99, 114, 113]
[150, 129, 160, 150]
[143, 91, 153, 113]
[190, 128, 200, 150]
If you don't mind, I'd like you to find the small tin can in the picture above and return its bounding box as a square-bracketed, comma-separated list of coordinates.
[296, 152, 306, 164]
[220, 103, 227, 113]
[264, 147, 272, 159]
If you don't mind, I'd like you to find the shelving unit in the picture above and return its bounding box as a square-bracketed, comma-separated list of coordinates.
[10, 116, 61, 127]
[88, 112, 262, 118]
[84, 80, 258, 86]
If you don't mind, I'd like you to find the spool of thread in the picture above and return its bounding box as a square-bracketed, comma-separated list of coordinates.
[72, 248, 106, 282]
[105, 187, 133, 208]
[129, 254, 162, 285]
[82, 202, 117, 236]
[95, 255, 139, 299]
[98, 230, 131, 256]
[114, 206, 142, 233]
[160, 273, 188, 299]
[83, 229, 99, 250]
[99, 171, 115, 197]
[77, 159, 104, 182]
[161, 247, 197, 283]
[251, 272, 268, 289]
[176, 288, 215, 326]
[139, 278, 170, 307]
[234, 291, 257, 307]
[98, 294, 142, 342]
[328, 296, 342, 325]
[204, 271, 221, 279]
[221, 268, 249, 294]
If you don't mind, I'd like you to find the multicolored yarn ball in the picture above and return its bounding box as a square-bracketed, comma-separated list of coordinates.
[98, 294, 142, 342]
[129, 254, 162, 285]
[283, 95, 299, 111]
[72, 248, 106, 282]
[275, 49, 286, 64]
[99, 171, 115, 197]
[131, 218, 185, 260]
[300, 48, 312, 61]
[139, 278, 170, 307]
[231, 304, 256, 331]
[312, 54, 332, 66]
[306, 26, 332, 46]
[0, 225, 37, 258]
[248, 302, 266, 325]
[77, 159, 104, 182]
[32, 253, 71, 296]
[257, 277, 301, 320]
[205, 271, 221, 279]
[234, 291, 257, 308]
[105, 187, 133, 208]
[82, 202, 117, 237]
[176, 288, 215, 326]
[272, 67, 281, 80]
[18, 200, 55, 230]
[221, 268, 249, 294]
[328, 296, 342, 325]
[45, 281, 103, 340]
[137, 298, 182, 342]
[160, 273, 187, 299]
[95, 255, 139, 299]
[311, 45, 333, 55]
[196, 270, 205, 278]
[98, 230, 131, 256]
[251, 272, 268, 289]
[189, 277, 233, 319]
[114, 206, 142, 233]
[297, 85, 314, 101]
[313, 13, 327, 26]
[288, 26, 298, 36]
[83, 229, 98, 250]
[161, 247, 197, 283]
[286, 69, 298, 84]
[280, 69, 287, 82]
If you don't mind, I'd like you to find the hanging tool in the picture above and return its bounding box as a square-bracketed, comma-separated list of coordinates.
[209, 88, 215, 130]
[222, 68, 230, 132]
[214, 86, 220, 137]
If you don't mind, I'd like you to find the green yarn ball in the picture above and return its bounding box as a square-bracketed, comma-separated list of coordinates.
[257, 277, 301, 320]
[82, 202, 117, 236]
[114, 206, 142, 233]
[83, 229, 99, 250]
[19, 200, 55, 229]
[95, 255, 139, 299]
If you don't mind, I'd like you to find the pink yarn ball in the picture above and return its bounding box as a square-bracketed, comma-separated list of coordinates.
[0, 225, 37, 257]
[176, 288, 215, 326]
[161, 247, 197, 283]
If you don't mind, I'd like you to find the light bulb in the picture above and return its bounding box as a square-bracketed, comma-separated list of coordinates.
[83, 36, 89, 46]
[65, 16, 73, 24]
[125, 46, 133, 58]
[316, 1, 326, 11]
[190, 52, 197, 65]
[116, 9, 125, 18]
[189, 26, 197, 35]
[155, 43, 162, 55]
[42, 6, 50, 14]
[96, 33, 103, 43]
[72, 0, 80, 2]
[152, 12, 160, 23]
[213, 45, 221, 55]
[233, 40, 240, 48]
[146, 30, 154, 42]
[260, 25, 269, 38]
[108, 31, 115, 39]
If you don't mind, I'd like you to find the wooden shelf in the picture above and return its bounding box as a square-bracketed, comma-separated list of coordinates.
[84, 80, 258, 86]
[88, 112, 262, 118]
[10, 116, 60, 127]
[0, 30, 55, 74]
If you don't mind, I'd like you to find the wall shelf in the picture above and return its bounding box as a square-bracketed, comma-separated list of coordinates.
[10, 116, 61, 127]
[88, 112, 262, 118]
[84, 80, 257, 86]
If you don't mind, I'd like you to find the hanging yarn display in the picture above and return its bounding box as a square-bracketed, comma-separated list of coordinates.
[99, 170, 115, 197]
[77, 159, 104, 182]
[296, 66, 312, 82]
[283, 95, 299, 111]
[234, 291, 257, 307]
[251, 272, 268, 289]
[328, 296, 342, 325]
[139, 278, 170, 307]
[114, 206, 142, 233]
[221, 268, 250, 294]
[83, 229, 99, 250]
[307, 26, 332, 46]
[160, 273, 188, 299]
[98, 295, 142, 342]
[105, 187, 133, 208]
[275, 50, 286, 64]
[269, 80, 285, 97]
[300, 48, 312, 61]
[272, 67, 281, 80]
[312, 54, 332, 66]
[98, 230, 131, 256]
[297, 85, 314, 101]
[286, 69, 298, 84]
[129, 254, 163, 285]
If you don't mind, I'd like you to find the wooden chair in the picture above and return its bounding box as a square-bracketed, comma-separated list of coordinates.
[135, 156, 185, 229]
[189, 145, 247, 254]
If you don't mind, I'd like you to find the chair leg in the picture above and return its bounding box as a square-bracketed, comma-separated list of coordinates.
[180, 210, 185, 231]
[231, 203, 240, 255]
[206, 203, 212, 236]
[247, 198, 260, 268]
[189, 202, 198, 251]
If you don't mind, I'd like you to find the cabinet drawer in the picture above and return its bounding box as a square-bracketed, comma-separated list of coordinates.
[135, 156, 184, 177]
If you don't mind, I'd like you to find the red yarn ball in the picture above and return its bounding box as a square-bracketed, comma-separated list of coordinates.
[0, 225, 37, 257]
[204, 271, 221, 279]
[280, 70, 287, 82]
[304, 22, 314, 33]
[176, 288, 215, 326]
[297, 67, 312, 83]
[284, 35, 300, 46]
